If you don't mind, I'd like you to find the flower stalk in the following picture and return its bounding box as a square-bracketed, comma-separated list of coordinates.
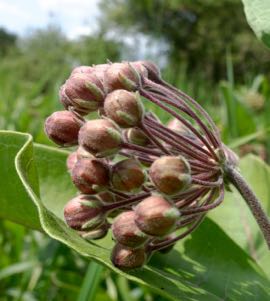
[225, 165, 270, 249]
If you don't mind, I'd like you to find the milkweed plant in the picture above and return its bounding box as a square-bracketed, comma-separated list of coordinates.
[44, 61, 270, 270]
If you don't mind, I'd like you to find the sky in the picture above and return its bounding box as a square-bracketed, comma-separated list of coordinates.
[0, 0, 100, 39]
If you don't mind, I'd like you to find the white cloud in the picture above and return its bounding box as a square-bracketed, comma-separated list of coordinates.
[67, 25, 92, 39]
[0, 1, 30, 19]
[0, 0, 100, 38]
[38, 0, 100, 18]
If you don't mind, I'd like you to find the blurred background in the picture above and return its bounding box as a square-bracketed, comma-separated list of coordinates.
[1, 0, 270, 300]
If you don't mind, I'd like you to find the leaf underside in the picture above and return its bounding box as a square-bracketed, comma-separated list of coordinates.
[1, 130, 270, 301]
[242, 0, 270, 48]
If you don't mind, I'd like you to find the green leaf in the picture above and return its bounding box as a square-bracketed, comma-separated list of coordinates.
[210, 154, 270, 278]
[242, 0, 270, 48]
[77, 261, 104, 301]
[1, 130, 270, 300]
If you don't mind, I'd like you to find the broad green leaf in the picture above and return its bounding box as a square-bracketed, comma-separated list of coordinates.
[242, 0, 270, 48]
[1, 130, 270, 300]
[210, 155, 270, 278]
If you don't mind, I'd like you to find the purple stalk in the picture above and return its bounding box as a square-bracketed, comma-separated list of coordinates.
[140, 89, 218, 159]
[144, 114, 213, 158]
[143, 119, 216, 164]
[103, 192, 151, 212]
[148, 214, 205, 252]
[181, 186, 224, 216]
[144, 81, 220, 149]
[156, 77, 222, 147]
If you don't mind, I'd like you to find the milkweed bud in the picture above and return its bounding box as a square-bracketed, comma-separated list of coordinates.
[167, 119, 190, 135]
[124, 127, 150, 146]
[149, 156, 191, 195]
[140, 60, 161, 81]
[105, 62, 146, 92]
[76, 146, 94, 160]
[112, 211, 148, 248]
[44, 110, 81, 146]
[111, 243, 146, 270]
[71, 66, 94, 75]
[79, 221, 110, 240]
[64, 195, 105, 230]
[134, 195, 180, 236]
[111, 158, 145, 192]
[61, 73, 105, 113]
[96, 191, 116, 204]
[104, 90, 144, 127]
[78, 119, 122, 157]
[66, 151, 78, 172]
[71, 158, 109, 194]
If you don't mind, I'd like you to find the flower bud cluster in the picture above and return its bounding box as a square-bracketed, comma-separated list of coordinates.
[45, 60, 227, 270]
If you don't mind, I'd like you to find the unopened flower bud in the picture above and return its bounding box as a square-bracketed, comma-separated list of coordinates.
[149, 156, 191, 195]
[96, 191, 116, 204]
[64, 195, 105, 230]
[44, 110, 81, 146]
[76, 146, 94, 160]
[167, 118, 190, 135]
[71, 158, 109, 194]
[59, 86, 89, 116]
[112, 211, 148, 248]
[78, 119, 122, 157]
[140, 60, 161, 81]
[61, 73, 105, 113]
[79, 221, 110, 240]
[104, 90, 144, 127]
[124, 127, 150, 146]
[105, 62, 145, 92]
[134, 195, 180, 236]
[111, 243, 146, 270]
[66, 151, 78, 172]
[71, 66, 94, 75]
[111, 158, 145, 192]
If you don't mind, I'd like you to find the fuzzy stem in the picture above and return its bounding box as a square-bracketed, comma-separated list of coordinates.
[226, 166, 270, 249]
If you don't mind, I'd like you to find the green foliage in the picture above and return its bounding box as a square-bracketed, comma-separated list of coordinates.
[1, 130, 270, 300]
[100, 0, 270, 83]
[0, 27, 17, 56]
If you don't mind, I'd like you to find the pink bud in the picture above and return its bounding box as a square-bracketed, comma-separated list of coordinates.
[111, 158, 145, 192]
[112, 211, 148, 248]
[71, 158, 109, 194]
[64, 195, 105, 230]
[78, 119, 122, 157]
[134, 195, 180, 236]
[71, 66, 95, 75]
[111, 243, 146, 270]
[104, 90, 144, 127]
[61, 72, 105, 114]
[124, 127, 150, 146]
[149, 156, 191, 195]
[44, 110, 81, 146]
[104, 62, 145, 92]
[66, 151, 78, 172]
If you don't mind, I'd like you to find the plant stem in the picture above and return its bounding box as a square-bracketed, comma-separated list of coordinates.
[226, 166, 270, 249]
